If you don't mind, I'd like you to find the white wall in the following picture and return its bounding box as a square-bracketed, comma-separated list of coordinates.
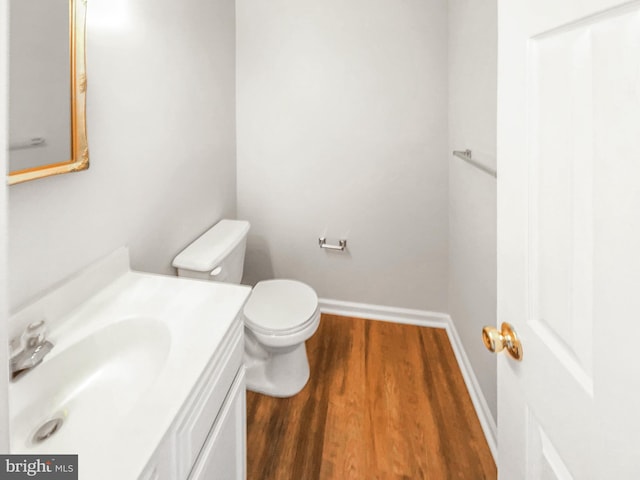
[1, 0, 11, 451]
[236, 0, 449, 311]
[8, 0, 237, 310]
[448, 0, 498, 421]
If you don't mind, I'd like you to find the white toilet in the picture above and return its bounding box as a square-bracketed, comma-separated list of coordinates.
[172, 219, 321, 397]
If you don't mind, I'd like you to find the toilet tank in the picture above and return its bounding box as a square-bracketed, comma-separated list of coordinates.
[172, 219, 250, 284]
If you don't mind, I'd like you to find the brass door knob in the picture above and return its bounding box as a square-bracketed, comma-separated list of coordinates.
[482, 322, 523, 361]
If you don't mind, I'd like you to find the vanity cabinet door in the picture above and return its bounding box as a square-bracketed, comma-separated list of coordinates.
[189, 368, 246, 480]
[175, 325, 244, 478]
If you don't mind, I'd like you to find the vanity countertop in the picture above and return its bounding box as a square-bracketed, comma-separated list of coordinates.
[8, 248, 251, 480]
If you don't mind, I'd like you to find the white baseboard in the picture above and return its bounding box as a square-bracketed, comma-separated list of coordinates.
[318, 298, 498, 463]
[318, 298, 450, 328]
[444, 316, 498, 461]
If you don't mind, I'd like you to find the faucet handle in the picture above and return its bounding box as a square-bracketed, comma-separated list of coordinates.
[22, 320, 48, 348]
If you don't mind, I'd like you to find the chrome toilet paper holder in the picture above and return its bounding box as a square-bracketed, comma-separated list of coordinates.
[318, 237, 347, 251]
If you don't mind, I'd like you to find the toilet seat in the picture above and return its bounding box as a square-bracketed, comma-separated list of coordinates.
[243, 279, 318, 335]
[248, 308, 320, 336]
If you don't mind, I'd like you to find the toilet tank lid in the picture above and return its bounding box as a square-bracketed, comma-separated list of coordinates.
[172, 219, 250, 272]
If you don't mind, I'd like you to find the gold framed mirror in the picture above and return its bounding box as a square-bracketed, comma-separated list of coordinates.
[7, 0, 88, 186]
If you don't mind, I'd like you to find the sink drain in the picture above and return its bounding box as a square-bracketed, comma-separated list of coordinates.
[32, 417, 64, 444]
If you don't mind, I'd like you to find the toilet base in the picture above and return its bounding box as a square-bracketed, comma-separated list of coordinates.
[244, 340, 311, 398]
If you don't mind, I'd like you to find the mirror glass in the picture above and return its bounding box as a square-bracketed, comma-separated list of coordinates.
[7, 0, 88, 185]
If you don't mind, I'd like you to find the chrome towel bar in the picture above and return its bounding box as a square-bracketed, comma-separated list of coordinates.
[319, 237, 347, 251]
[452, 149, 497, 178]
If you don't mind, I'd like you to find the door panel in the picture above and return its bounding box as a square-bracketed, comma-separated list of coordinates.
[530, 23, 594, 386]
[526, 410, 574, 480]
[497, 0, 640, 478]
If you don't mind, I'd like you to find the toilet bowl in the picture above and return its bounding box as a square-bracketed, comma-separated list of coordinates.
[243, 279, 321, 396]
[172, 220, 320, 397]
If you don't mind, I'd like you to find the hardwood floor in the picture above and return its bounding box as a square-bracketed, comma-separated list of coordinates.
[246, 314, 496, 480]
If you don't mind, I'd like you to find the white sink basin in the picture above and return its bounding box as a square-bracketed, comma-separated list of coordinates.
[11, 317, 171, 450]
[8, 248, 252, 480]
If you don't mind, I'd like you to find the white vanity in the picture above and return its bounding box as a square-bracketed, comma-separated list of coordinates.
[8, 248, 251, 480]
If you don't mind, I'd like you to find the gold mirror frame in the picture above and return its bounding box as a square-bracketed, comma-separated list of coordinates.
[8, 0, 88, 186]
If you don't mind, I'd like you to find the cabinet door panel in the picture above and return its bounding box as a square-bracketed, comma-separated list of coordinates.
[189, 369, 246, 480]
[176, 323, 244, 478]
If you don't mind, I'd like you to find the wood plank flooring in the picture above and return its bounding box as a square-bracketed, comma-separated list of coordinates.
[246, 314, 496, 480]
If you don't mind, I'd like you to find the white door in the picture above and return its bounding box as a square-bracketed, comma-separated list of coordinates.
[497, 0, 640, 478]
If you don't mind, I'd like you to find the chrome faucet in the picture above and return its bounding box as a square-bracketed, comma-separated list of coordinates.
[10, 320, 54, 380]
